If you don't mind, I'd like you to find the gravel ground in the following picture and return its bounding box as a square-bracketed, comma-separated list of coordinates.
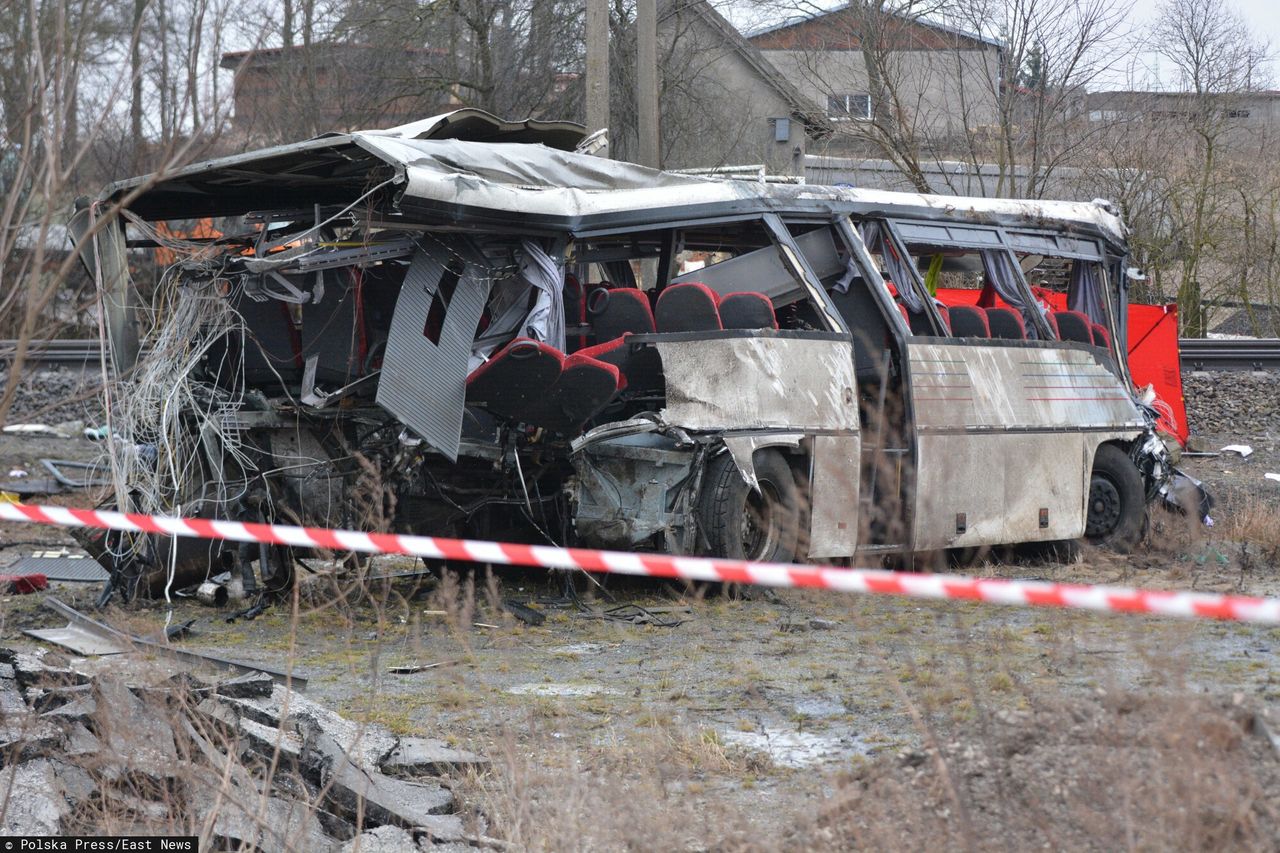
[0, 366, 104, 427]
[1183, 370, 1280, 443]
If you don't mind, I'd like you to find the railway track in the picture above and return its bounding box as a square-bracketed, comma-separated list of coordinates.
[0, 339, 109, 369]
[5, 336, 1280, 372]
[1178, 338, 1280, 372]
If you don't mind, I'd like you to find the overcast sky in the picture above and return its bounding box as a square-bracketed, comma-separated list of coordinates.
[1125, 0, 1280, 86]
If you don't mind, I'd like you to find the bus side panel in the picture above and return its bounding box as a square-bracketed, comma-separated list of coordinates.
[914, 433, 1009, 548]
[809, 434, 861, 558]
[907, 341, 1144, 551]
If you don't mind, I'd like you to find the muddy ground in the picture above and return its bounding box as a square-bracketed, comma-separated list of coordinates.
[2, 416, 1279, 847]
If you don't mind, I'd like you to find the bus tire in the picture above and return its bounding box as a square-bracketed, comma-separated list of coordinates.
[699, 449, 800, 563]
[1085, 444, 1146, 552]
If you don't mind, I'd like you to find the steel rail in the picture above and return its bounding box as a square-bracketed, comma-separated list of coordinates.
[0, 339, 107, 368]
[1178, 338, 1280, 372]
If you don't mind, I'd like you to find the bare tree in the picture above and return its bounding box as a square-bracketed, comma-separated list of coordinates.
[0, 0, 232, 424]
[1149, 0, 1270, 335]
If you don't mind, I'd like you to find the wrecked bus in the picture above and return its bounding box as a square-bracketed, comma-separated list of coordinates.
[69, 110, 1193, 598]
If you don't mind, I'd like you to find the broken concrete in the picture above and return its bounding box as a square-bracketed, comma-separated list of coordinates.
[238, 715, 305, 764]
[63, 721, 101, 758]
[93, 677, 178, 767]
[301, 722, 454, 827]
[216, 671, 276, 699]
[0, 760, 70, 835]
[197, 791, 337, 853]
[0, 643, 479, 848]
[222, 684, 399, 767]
[4, 648, 89, 692]
[41, 694, 96, 723]
[340, 824, 419, 853]
[382, 738, 489, 777]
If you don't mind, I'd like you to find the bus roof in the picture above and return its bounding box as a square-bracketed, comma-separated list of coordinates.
[105, 112, 1127, 246]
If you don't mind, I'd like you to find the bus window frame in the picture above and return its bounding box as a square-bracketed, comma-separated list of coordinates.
[887, 218, 1056, 340]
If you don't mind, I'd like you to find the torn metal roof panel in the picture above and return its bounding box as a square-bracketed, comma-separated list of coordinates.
[102, 112, 1127, 246]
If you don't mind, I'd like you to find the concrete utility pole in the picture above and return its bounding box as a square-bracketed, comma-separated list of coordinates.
[585, 0, 610, 138]
[635, 0, 660, 168]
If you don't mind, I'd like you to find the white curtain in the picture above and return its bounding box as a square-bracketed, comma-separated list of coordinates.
[469, 240, 566, 371]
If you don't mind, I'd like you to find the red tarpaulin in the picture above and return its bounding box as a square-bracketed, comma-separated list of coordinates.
[1125, 303, 1187, 444]
[932, 288, 1188, 444]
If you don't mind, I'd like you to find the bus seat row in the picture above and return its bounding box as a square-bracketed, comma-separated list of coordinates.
[587, 282, 780, 338]
[466, 338, 621, 434]
[943, 305, 1110, 348]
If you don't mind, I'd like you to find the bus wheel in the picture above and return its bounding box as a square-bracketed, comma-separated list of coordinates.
[1085, 444, 1146, 552]
[699, 449, 800, 563]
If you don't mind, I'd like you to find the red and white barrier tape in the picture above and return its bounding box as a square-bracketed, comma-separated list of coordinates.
[2, 501, 1277, 624]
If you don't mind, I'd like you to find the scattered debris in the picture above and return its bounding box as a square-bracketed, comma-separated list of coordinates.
[1222, 444, 1254, 458]
[0, 644, 487, 846]
[548, 642, 611, 656]
[0, 477, 66, 496]
[388, 660, 462, 675]
[7, 468, 28, 478]
[501, 600, 546, 626]
[1266, 473, 1280, 484]
[196, 580, 229, 606]
[2, 423, 68, 438]
[24, 618, 126, 656]
[1, 572, 48, 594]
[39, 458, 109, 488]
[6, 554, 109, 583]
[778, 616, 840, 633]
[578, 602, 687, 627]
[36, 597, 307, 687]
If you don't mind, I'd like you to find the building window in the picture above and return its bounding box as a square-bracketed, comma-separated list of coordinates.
[1227, 109, 1251, 118]
[828, 93, 872, 120]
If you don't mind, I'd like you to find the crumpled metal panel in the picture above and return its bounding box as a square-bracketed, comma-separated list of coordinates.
[722, 434, 803, 491]
[656, 336, 857, 432]
[375, 244, 493, 461]
[572, 432, 695, 551]
[808, 434, 860, 558]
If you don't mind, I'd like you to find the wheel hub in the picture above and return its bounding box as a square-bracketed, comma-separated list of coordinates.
[742, 482, 781, 560]
[1086, 475, 1122, 538]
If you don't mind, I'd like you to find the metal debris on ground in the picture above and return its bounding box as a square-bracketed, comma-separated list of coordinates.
[578, 602, 688, 627]
[501, 599, 546, 626]
[39, 458, 110, 488]
[388, 660, 462, 675]
[23, 620, 126, 656]
[1, 424, 68, 437]
[35, 597, 306, 688]
[6, 554, 109, 583]
[0, 478, 66, 496]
